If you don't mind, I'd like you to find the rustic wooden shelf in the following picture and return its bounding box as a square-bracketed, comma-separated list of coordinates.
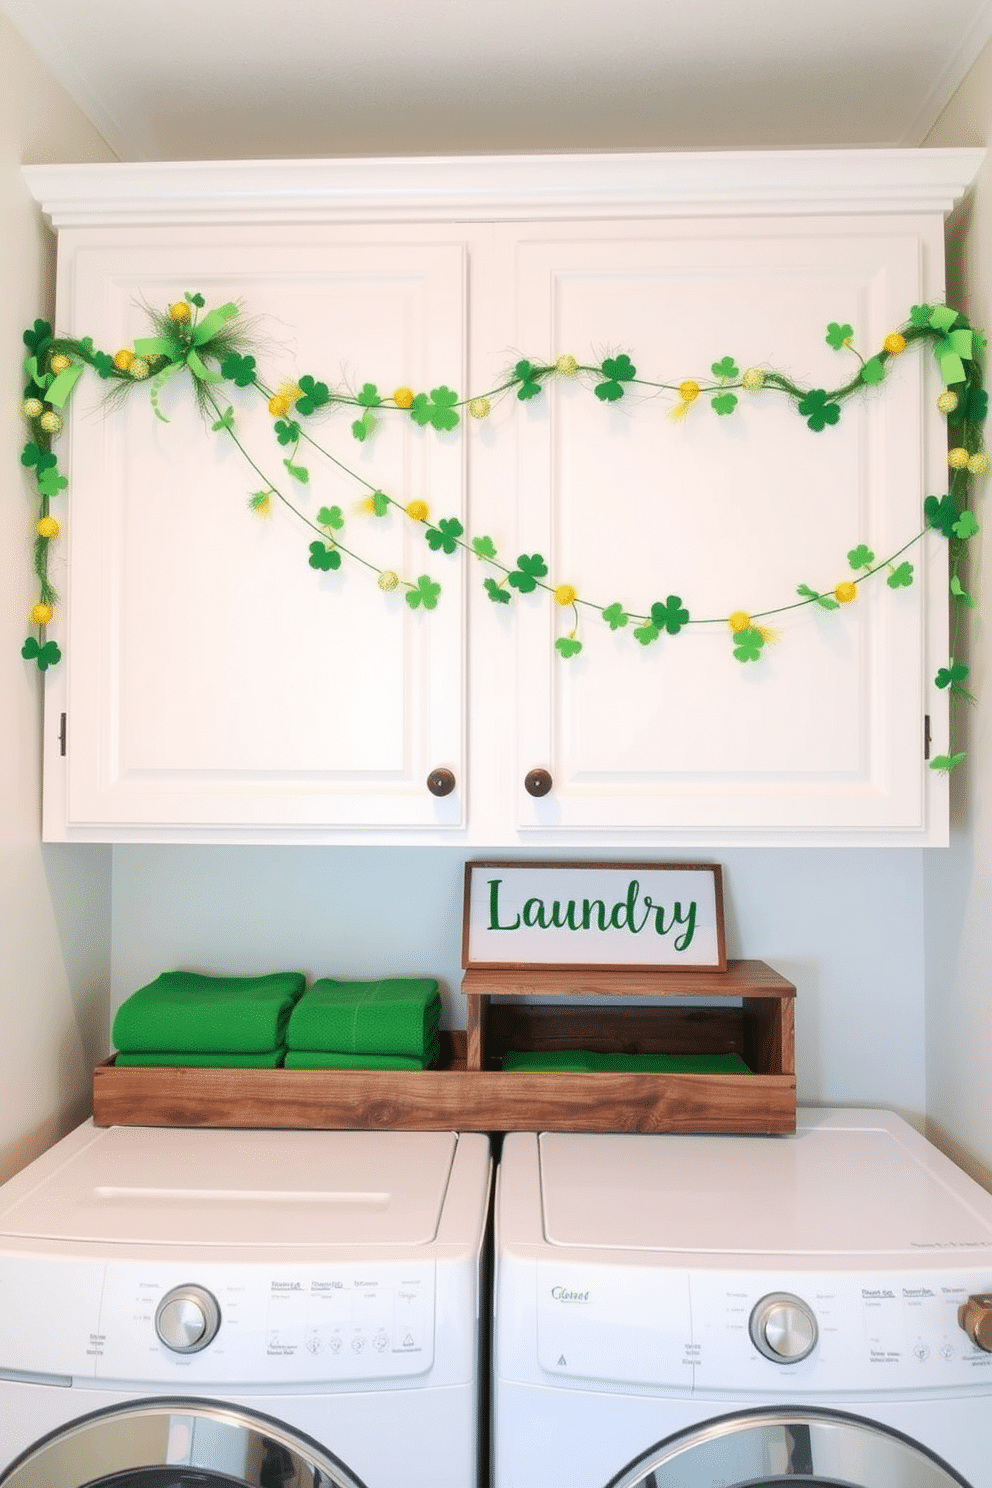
[92, 960, 795, 1135]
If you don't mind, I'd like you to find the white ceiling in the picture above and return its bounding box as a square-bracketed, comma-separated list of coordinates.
[4, 0, 992, 163]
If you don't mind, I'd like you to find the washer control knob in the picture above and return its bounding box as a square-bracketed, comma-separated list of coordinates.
[959, 1293, 992, 1352]
[749, 1292, 818, 1363]
[155, 1284, 221, 1354]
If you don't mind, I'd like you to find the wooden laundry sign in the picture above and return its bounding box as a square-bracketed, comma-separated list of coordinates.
[462, 861, 726, 971]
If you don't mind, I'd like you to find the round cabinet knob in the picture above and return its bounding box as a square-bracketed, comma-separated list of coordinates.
[426, 767, 456, 797]
[959, 1293, 992, 1352]
[524, 768, 553, 798]
[749, 1292, 818, 1363]
[155, 1284, 221, 1354]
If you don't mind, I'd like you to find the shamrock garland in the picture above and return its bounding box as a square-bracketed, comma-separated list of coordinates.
[19, 292, 987, 773]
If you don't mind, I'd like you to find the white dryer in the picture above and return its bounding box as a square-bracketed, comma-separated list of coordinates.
[0, 1121, 492, 1488]
[493, 1109, 992, 1488]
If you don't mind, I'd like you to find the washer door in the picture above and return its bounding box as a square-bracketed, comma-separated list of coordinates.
[0, 1399, 368, 1488]
[605, 1407, 973, 1488]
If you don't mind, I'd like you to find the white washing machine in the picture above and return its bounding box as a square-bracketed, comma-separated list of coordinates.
[0, 1121, 492, 1488]
[493, 1108, 992, 1488]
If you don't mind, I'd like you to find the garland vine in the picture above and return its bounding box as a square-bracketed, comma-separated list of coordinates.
[19, 291, 987, 772]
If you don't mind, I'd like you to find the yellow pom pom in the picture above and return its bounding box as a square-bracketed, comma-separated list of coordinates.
[406, 499, 429, 522]
[948, 447, 970, 470]
[883, 333, 906, 355]
[468, 397, 491, 419]
[555, 583, 577, 607]
[834, 581, 857, 604]
[31, 602, 55, 626]
[378, 570, 400, 592]
[128, 358, 150, 381]
[22, 397, 44, 419]
[678, 380, 700, 403]
[49, 353, 71, 374]
[39, 410, 62, 434]
[728, 610, 751, 632]
[393, 386, 414, 409]
[937, 391, 959, 415]
[169, 301, 192, 322]
[968, 452, 990, 476]
[268, 394, 290, 417]
[36, 517, 59, 539]
[113, 349, 134, 371]
[741, 368, 765, 391]
[555, 354, 578, 376]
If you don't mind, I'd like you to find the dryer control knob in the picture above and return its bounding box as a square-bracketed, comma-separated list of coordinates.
[959, 1293, 992, 1352]
[749, 1292, 818, 1363]
[155, 1284, 221, 1354]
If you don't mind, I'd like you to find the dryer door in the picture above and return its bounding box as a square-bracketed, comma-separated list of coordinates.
[606, 1407, 972, 1488]
[0, 1400, 368, 1488]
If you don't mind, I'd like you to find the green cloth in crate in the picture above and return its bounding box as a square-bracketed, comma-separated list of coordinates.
[286, 977, 441, 1059]
[114, 1049, 285, 1068]
[501, 1050, 752, 1074]
[112, 971, 305, 1053]
[285, 1041, 439, 1070]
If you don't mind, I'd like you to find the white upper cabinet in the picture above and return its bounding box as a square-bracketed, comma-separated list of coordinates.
[26, 150, 982, 845]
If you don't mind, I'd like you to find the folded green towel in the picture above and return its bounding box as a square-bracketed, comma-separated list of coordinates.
[114, 1049, 285, 1068]
[285, 1046, 438, 1070]
[112, 971, 305, 1054]
[501, 1050, 752, 1075]
[286, 977, 441, 1059]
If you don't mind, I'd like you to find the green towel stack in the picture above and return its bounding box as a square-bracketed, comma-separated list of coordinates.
[501, 1050, 752, 1075]
[285, 978, 442, 1070]
[112, 971, 305, 1068]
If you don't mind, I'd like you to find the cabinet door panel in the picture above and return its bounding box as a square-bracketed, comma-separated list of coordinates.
[505, 222, 946, 839]
[47, 232, 466, 834]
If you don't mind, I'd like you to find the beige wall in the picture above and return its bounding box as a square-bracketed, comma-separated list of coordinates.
[924, 44, 992, 1187]
[0, 15, 115, 1181]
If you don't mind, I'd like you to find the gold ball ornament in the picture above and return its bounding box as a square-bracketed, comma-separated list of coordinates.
[741, 369, 765, 392]
[268, 394, 290, 417]
[36, 517, 59, 539]
[378, 570, 400, 592]
[406, 499, 429, 522]
[937, 391, 959, 415]
[948, 447, 970, 470]
[968, 452, 990, 476]
[30, 602, 55, 626]
[49, 353, 71, 374]
[468, 397, 491, 419]
[555, 354, 579, 376]
[728, 610, 751, 632]
[678, 380, 700, 404]
[39, 410, 62, 434]
[169, 301, 192, 322]
[554, 583, 577, 607]
[113, 349, 134, 371]
[22, 397, 44, 419]
[393, 387, 414, 409]
[834, 581, 858, 604]
[128, 358, 150, 381]
[883, 333, 906, 355]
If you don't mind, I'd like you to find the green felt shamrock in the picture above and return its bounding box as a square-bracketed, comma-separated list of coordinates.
[711, 356, 739, 379]
[935, 661, 970, 691]
[410, 386, 460, 431]
[861, 357, 886, 386]
[733, 628, 765, 662]
[211, 406, 235, 432]
[924, 493, 960, 538]
[887, 562, 914, 589]
[953, 510, 980, 540]
[910, 304, 934, 328]
[633, 620, 661, 646]
[798, 389, 841, 431]
[406, 575, 441, 611]
[186, 292, 206, 309]
[513, 360, 544, 401]
[950, 575, 976, 607]
[220, 352, 256, 387]
[711, 393, 738, 416]
[650, 595, 690, 635]
[351, 411, 374, 442]
[357, 383, 382, 408]
[425, 517, 465, 554]
[370, 491, 390, 517]
[274, 418, 300, 446]
[20, 443, 57, 474]
[797, 583, 840, 610]
[22, 320, 53, 355]
[21, 636, 61, 671]
[316, 506, 344, 531]
[848, 544, 875, 570]
[295, 375, 331, 416]
[826, 322, 854, 350]
[37, 467, 68, 498]
[555, 636, 583, 658]
[91, 350, 116, 379]
[472, 535, 497, 560]
[602, 603, 629, 630]
[930, 752, 967, 774]
[484, 577, 511, 604]
[594, 354, 637, 403]
[283, 457, 309, 484]
[308, 541, 341, 572]
[508, 553, 549, 593]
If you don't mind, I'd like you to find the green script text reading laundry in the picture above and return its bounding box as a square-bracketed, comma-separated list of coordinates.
[487, 878, 697, 950]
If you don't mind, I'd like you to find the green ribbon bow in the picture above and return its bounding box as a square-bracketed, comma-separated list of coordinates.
[929, 305, 974, 387]
[135, 301, 239, 420]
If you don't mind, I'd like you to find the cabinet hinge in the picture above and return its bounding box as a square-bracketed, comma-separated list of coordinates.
[924, 713, 931, 761]
[59, 712, 67, 757]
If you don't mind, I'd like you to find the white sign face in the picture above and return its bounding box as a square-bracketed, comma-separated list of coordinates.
[462, 862, 725, 970]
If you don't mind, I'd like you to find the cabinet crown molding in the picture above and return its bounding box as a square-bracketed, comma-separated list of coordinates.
[25, 148, 984, 229]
